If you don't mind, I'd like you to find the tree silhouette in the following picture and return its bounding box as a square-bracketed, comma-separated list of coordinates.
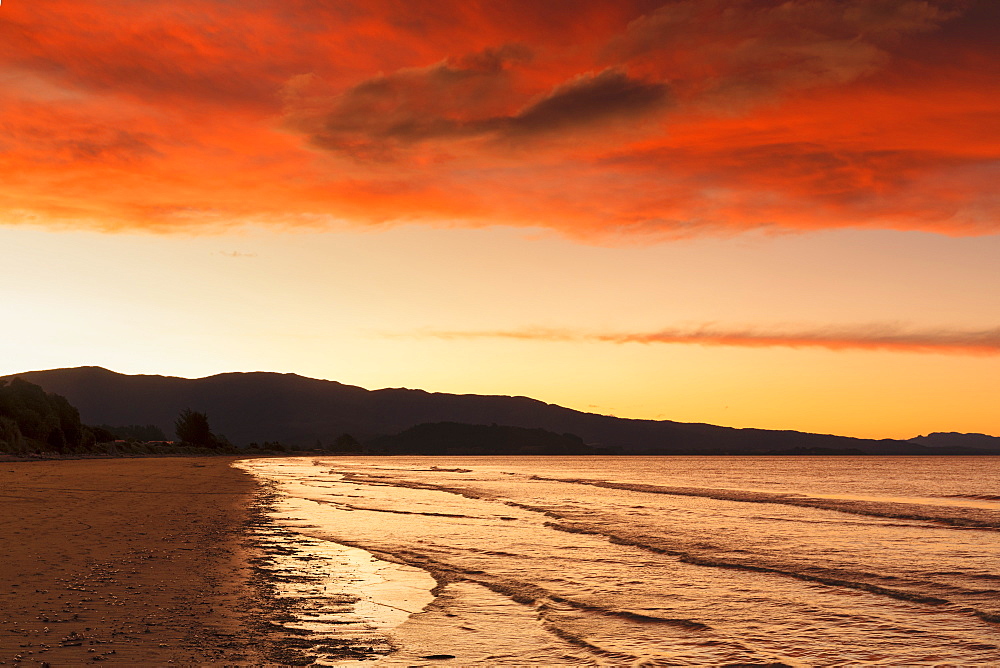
[334, 433, 361, 452]
[174, 409, 216, 448]
[0, 378, 86, 452]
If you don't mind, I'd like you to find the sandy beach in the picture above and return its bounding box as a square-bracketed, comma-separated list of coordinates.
[0, 457, 271, 666]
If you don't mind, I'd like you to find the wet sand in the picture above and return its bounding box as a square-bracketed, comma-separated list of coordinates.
[0, 457, 267, 665]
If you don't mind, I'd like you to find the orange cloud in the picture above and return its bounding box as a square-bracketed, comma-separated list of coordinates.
[1, 0, 997, 237]
[420, 325, 1000, 355]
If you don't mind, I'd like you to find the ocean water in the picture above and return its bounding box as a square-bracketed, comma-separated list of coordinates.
[236, 456, 1000, 666]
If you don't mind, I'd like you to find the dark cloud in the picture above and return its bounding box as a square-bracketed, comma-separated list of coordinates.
[606, 0, 961, 107]
[504, 69, 671, 138]
[290, 45, 526, 159]
[293, 52, 670, 161]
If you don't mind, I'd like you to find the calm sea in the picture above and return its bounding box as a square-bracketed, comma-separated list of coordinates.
[236, 456, 1000, 666]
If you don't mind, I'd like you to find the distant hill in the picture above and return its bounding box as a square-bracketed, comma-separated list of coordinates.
[910, 432, 1000, 450]
[4, 366, 998, 455]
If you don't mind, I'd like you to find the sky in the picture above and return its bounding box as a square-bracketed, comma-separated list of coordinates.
[1, 0, 998, 439]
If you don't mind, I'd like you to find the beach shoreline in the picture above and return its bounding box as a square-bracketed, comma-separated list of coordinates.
[0, 456, 276, 665]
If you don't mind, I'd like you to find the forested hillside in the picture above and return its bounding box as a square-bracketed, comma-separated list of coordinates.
[0, 378, 89, 454]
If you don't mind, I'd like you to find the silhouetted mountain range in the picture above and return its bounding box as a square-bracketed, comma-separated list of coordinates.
[5, 367, 998, 455]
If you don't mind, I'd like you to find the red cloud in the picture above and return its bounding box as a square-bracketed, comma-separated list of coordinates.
[1, 0, 997, 237]
[420, 326, 1000, 356]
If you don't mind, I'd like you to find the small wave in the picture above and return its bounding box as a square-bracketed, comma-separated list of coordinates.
[465, 548, 524, 558]
[753, 515, 936, 530]
[319, 500, 482, 519]
[542, 622, 643, 662]
[530, 476, 1000, 530]
[542, 519, 1000, 627]
[543, 595, 711, 630]
[600, 609, 710, 629]
[340, 473, 496, 502]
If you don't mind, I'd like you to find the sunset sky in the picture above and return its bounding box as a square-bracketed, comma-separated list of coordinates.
[2, 0, 998, 439]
